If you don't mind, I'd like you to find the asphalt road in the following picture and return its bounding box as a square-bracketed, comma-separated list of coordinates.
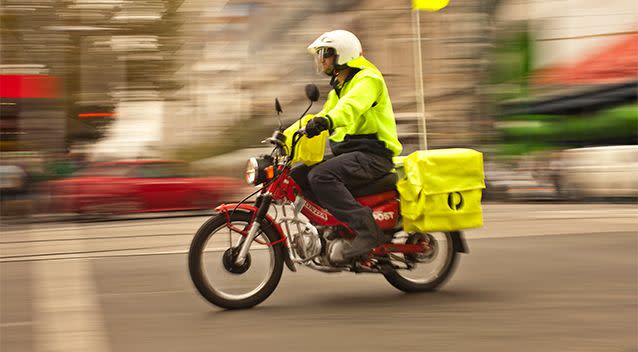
[1, 203, 637, 352]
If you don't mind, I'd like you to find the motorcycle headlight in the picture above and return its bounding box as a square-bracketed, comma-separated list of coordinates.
[245, 158, 258, 185]
[245, 156, 274, 186]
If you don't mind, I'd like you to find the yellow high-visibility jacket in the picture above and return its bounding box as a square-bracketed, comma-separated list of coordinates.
[318, 56, 402, 159]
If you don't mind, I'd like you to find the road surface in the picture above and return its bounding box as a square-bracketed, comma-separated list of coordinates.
[1, 202, 636, 352]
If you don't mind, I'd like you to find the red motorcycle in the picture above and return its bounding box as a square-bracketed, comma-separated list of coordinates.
[188, 84, 468, 309]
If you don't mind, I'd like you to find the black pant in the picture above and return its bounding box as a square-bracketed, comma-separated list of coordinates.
[290, 151, 394, 240]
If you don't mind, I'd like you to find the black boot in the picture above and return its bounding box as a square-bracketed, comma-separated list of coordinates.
[341, 235, 379, 260]
[339, 225, 387, 262]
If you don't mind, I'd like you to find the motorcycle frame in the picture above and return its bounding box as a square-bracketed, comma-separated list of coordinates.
[217, 163, 428, 268]
[266, 166, 348, 227]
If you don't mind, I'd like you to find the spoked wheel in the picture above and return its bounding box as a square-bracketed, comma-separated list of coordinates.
[383, 231, 459, 292]
[188, 212, 284, 309]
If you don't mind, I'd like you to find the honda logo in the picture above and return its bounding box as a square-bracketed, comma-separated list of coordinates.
[303, 202, 328, 221]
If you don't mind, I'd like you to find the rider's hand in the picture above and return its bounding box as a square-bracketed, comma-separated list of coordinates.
[305, 116, 330, 138]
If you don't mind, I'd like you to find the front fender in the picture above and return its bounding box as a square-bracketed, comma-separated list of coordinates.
[215, 203, 296, 272]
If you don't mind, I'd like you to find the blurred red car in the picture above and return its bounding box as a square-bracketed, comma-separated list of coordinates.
[49, 160, 245, 215]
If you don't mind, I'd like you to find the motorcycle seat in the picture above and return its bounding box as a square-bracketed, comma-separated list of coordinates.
[351, 173, 398, 198]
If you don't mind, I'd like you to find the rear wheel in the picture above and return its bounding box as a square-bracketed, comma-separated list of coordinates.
[188, 212, 284, 309]
[383, 231, 459, 292]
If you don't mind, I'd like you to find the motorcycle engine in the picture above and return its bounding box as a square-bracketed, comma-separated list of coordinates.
[291, 224, 322, 261]
[325, 238, 349, 265]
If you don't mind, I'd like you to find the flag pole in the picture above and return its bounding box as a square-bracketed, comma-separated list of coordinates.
[412, 8, 428, 150]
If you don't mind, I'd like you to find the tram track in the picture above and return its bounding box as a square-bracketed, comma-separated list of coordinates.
[0, 232, 192, 245]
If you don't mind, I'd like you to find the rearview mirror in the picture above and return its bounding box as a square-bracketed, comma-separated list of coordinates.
[275, 98, 283, 114]
[305, 84, 320, 102]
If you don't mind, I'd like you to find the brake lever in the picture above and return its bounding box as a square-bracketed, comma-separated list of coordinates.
[262, 137, 287, 149]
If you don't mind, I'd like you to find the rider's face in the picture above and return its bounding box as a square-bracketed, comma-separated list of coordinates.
[315, 47, 336, 76]
[321, 55, 335, 75]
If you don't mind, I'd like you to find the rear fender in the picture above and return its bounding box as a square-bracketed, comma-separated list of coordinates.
[450, 231, 468, 253]
[215, 204, 296, 272]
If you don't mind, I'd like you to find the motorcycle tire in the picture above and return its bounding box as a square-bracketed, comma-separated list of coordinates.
[189, 212, 285, 309]
[383, 231, 459, 292]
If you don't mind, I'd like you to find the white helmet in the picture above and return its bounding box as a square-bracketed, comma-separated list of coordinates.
[307, 30, 362, 67]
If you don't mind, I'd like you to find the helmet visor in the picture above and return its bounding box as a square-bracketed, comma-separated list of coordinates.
[314, 47, 336, 74]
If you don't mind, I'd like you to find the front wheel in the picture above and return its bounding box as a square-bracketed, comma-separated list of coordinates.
[188, 212, 285, 309]
[383, 231, 460, 292]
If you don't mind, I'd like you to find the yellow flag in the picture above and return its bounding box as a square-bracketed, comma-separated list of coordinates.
[412, 0, 449, 11]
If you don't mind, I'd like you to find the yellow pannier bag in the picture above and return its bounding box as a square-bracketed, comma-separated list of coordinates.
[283, 114, 329, 166]
[395, 148, 485, 232]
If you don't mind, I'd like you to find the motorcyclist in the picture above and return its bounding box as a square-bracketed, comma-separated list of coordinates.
[291, 30, 403, 263]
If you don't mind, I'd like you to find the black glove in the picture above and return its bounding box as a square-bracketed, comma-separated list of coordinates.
[305, 116, 330, 138]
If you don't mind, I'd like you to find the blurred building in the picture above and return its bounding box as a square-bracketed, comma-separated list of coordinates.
[163, 0, 253, 151]
[0, 67, 65, 153]
[1, 0, 528, 161]
[1, 0, 182, 159]
[165, 0, 495, 161]
[498, 0, 637, 72]
[491, 0, 637, 155]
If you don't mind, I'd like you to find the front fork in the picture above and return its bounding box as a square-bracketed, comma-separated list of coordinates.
[234, 194, 272, 265]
